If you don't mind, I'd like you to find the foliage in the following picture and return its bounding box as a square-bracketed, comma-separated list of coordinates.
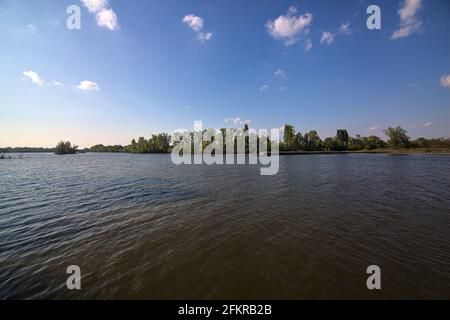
[90, 144, 124, 152]
[125, 133, 171, 153]
[54, 141, 78, 155]
[50, 125, 450, 155]
[383, 126, 410, 149]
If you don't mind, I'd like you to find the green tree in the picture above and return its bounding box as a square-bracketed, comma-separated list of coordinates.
[323, 137, 337, 151]
[335, 129, 349, 150]
[304, 130, 322, 151]
[283, 124, 296, 151]
[55, 141, 78, 155]
[384, 126, 410, 149]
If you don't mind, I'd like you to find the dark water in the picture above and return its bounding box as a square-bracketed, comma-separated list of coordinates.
[1, 153, 449, 299]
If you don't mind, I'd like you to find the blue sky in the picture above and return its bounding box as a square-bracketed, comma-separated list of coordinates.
[0, 0, 449, 148]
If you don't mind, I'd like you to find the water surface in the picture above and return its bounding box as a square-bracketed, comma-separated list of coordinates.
[1, 153, 449, 299]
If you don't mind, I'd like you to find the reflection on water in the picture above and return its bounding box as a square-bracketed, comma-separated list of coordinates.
[1, 153, 450, 299]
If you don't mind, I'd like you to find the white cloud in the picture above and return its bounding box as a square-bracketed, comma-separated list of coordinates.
[22, 70, 65, 87]
[441, 74, 450, 88]
[274, 69, 285, 78]
[259, 84, 269, 91]
[96, 8, 119, 30]
[182, 14, 213, 43]
[26, 24, 37, 32]
[225, 117, 251, 125]
[81, 0, 119, 30]
[368, 126, 380, 131]
[23, 70, 44, 86]
[182, 14, 204, 31]
[81, 0, 107, 13]
[320, 31, 334, 45]
[304, 38, 313, 51]
[77, 80, 100, 91]
[266, 6, 313, 46]
[172, 128, 189, 134]
[423, 121, 433, 127]
[339, 22, 352, 35]
[196, 32, 213, 42]
[391, 0, 423, 39]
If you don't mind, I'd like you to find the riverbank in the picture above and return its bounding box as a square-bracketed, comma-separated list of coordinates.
[279, 149, 450, 155]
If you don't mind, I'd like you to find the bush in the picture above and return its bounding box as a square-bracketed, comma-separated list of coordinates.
[55, 141, 78, 155]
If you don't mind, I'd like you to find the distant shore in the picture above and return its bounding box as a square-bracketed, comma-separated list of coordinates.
[279, 149, 450, 155]
[2, 149, 450, 158]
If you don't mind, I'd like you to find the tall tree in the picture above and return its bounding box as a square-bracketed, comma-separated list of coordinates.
[384, 126, 410, 149]
[283, 124, 296, 151]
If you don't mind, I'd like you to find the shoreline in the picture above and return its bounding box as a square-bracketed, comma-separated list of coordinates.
[2, 150, 450, 157]
[278, 150, 450, 155]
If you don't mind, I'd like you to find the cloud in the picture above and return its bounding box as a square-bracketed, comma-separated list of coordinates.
[172, 128, 189, 134]
[320, 31, 334, 45]
[81, 0, 119, 30]
[423, 121, 433, 127]
[368, 126, 380, 131]
[441, 74, 450, 88]
[77, 80, 100, 91]
[266, 6, 313, 46]
[81, 0, 107, 13]
[26, 24, 37, 33]
[225, 117, 251, 125]
[391, 0, 423, 39]
[274, 69, 285, 78]
[196, 32, 213, 42]
[182, 14, 204, 31]
[23, 70, 44, 86]
[339, 22, 352, 35]
[409, 82, 419, 87]
[182, 14, 213, 42]
[259, 84, 269, 91]
[23, 70, 64, 87]
[304, 38, 313, 51]
[96, 8, 119, 30]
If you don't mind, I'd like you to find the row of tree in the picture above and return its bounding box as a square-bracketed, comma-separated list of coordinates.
[126, 134, 171, 153]
[49, 125, 449, 155]
[281, 125, 450, 151]
[90, 144, 125, 153]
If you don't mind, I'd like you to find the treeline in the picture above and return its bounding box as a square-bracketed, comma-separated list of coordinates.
[281, 125, 450, 151]
[46, 124, 450, 155]
[90, 144, 125, 152]
[0, 147, 54, 153]
[89, 134, 171, 154]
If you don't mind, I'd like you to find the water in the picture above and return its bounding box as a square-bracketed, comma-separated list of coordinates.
[1, 153, 449, 299]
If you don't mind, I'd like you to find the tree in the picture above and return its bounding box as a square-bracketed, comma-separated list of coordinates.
[90, 144, 124, 152]
[335, 129, 349, 150]
[384, 126, 410, 149]
[55, 141, 78, 155]
[304, 130, 322, 150]
[365, 135, 385, 150]
[283, 124, 296, 151]
[323, 137, 337, 151]
[295, 132, 304, 150]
